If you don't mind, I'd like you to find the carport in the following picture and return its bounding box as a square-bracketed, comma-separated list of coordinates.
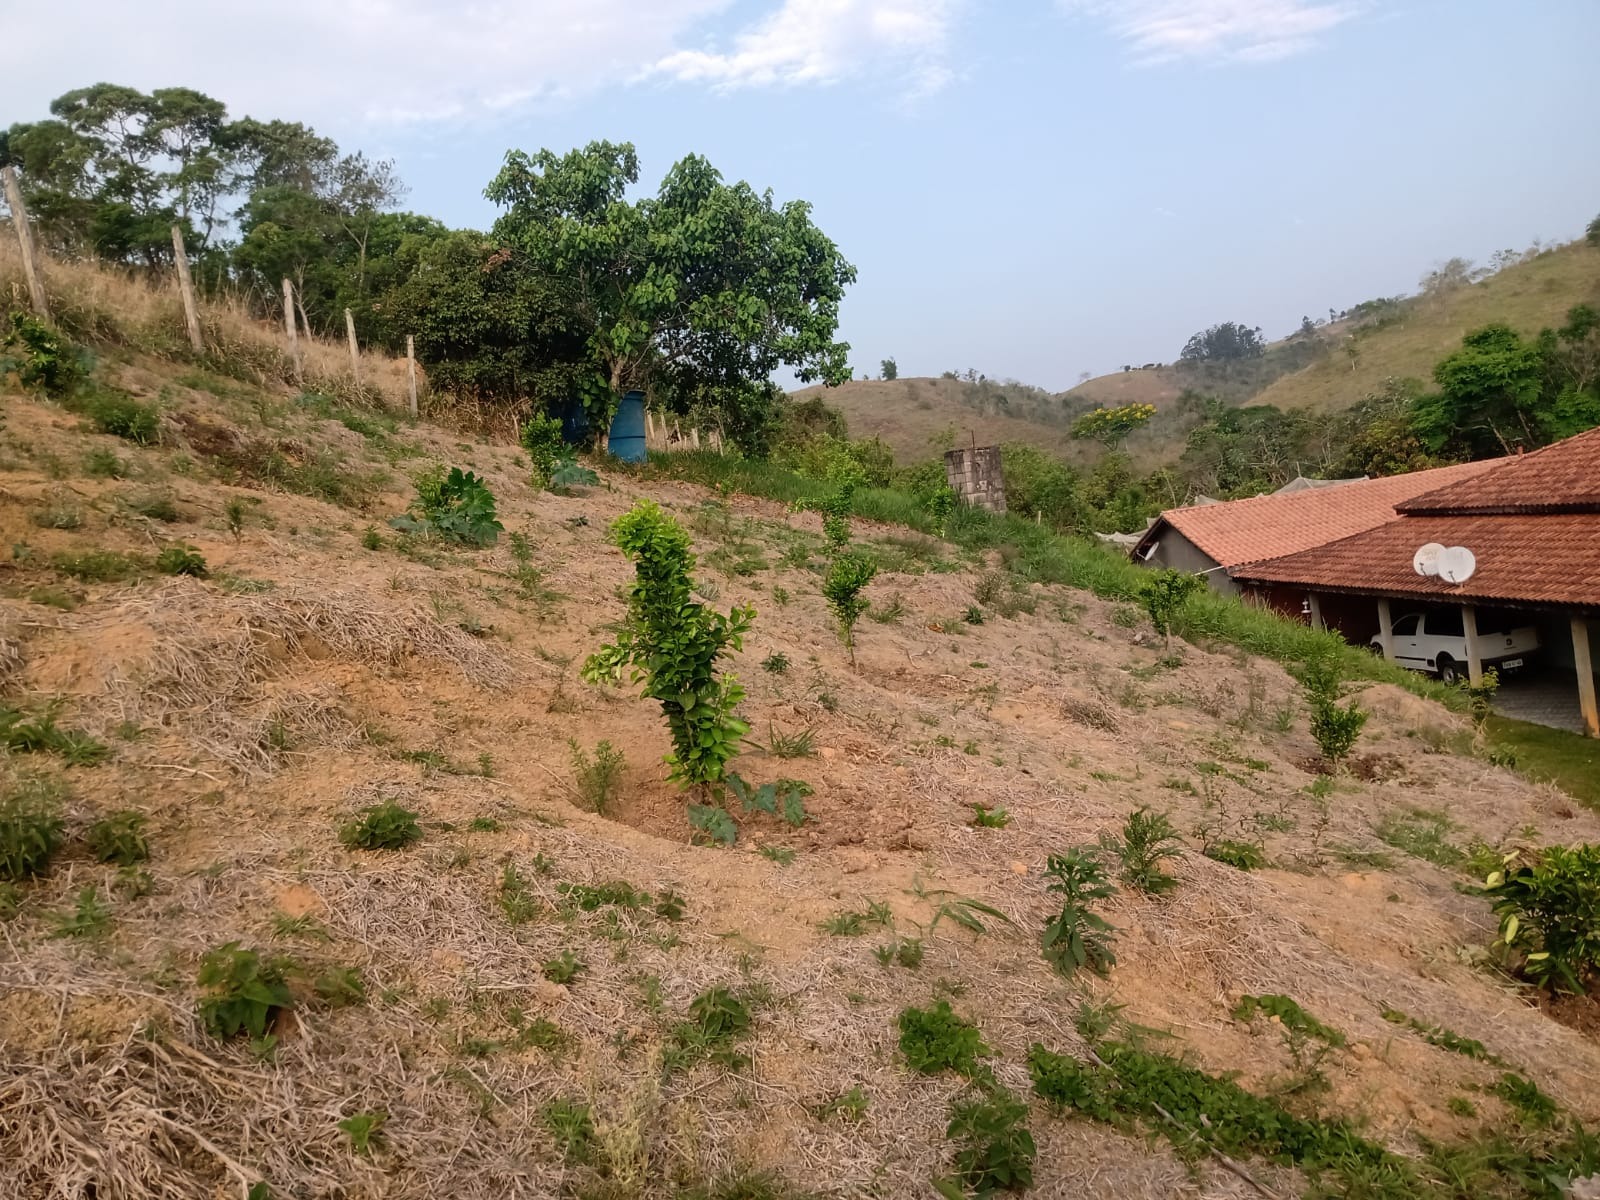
[1232, 427, 1600, 738]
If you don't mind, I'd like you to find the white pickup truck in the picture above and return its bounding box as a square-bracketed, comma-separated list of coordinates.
[1370, 610, 1540, 684]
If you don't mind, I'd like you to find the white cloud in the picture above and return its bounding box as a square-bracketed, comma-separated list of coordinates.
[652, 0, 963, 95]
[2, 0, 724, 129]
[1064, 0, 1362, 64]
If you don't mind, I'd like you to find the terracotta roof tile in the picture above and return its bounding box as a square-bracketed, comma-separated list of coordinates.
[1143, 458, 1503, 568]
[1232, 514, 1600, 609]
[1398, 426, 1600, 515]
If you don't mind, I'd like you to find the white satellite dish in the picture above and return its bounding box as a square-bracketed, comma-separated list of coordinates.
[1437, 546, 1477, 584]
[1412, 543, 1445, 577]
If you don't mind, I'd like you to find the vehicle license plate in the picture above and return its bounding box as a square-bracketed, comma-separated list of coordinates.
[1502, 658, 1523, 669]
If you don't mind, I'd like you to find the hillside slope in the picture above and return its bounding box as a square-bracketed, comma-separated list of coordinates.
[3, 324, 1599, 1198]
[791, 376, 1096, 465]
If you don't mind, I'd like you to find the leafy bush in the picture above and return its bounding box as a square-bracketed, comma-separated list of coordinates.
[86, 391, 160, 443]
[1040, 848, 1117, 977]
[339, 801, 422, 851]
[392, 466, 503, 546]
[822, 552, 877, 665]
[86, 811, 150, 866]
[520, 412, 565, 487]
[1301, 653, 1368, 765]
[760, 652, 789, 674]
[2, 313, 85, 397]
[1103, 807, 1182, 895]
[582, 501, 753, 789]
[569, 739, 625, 814]
[897, 1001, 989, 1077]
[1484, 845, 1600, 993]
[1137, 568, 1203, 648]
[0, 776, 67, 880]
[1205, 839, 1267, 871]
[944, 1086, 1036, 1195]
[197, 943, 294, 1039]
[726, 773, 811, 827]
[155, 543, 208, 577]
[549, 457, 599, 492]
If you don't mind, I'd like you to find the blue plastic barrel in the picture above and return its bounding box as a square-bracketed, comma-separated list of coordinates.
[607, 391, 647, 462]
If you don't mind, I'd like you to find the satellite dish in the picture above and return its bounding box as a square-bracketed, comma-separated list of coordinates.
[1437, 546, 1477, 584]
[1412, 543, 1445, 577]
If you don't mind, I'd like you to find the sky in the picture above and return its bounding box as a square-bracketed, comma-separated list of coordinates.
[5, 0, 1599, 390]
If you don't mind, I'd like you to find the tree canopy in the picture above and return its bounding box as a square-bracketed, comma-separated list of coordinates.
[485, 141, 855, 430]
[1179, 321, 1265, 363]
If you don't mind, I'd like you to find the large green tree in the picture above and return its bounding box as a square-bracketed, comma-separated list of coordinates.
[484, 141, 855, 431]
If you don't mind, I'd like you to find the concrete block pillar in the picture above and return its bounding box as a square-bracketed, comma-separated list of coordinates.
[1574, 617, 1599, 739]
[1376, 598, 1395, 662]
[1462, 604, 1483, 686]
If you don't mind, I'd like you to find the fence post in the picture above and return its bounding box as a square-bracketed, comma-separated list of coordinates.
[344, 308, 361, 388]
[281, 278, 302, 383]
[170, 225, 205, 354]
[405, 334, 418, 418]
[2, 164, 51, 322]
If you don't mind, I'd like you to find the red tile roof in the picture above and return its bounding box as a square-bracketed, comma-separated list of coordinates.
[1398, 426, 1600, 515]
[1141, 458, 1503, 568]
[1232, 514, 1600, 610]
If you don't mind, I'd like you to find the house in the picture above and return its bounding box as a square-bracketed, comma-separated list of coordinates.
[1130, 460, 1502, 594]
[1233, 427, 1600, 738]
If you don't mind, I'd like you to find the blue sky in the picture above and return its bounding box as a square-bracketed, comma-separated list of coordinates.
[8, 0, 1599, 389]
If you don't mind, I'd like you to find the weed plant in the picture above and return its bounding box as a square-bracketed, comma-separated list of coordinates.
[1103, 807, 1182, 895]
[569, 739, 625, 814]
[1040, 848, 1117, 977]
[197, 943, 294, 1039]
[0, 776, 67, 880]
[339, 801, 422, 851]
[86, 811, 149, 865]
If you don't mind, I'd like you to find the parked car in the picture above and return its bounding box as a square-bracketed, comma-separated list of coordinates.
[1370, 609, 1540, 684]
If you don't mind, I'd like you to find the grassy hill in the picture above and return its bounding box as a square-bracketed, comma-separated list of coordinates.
[791, 376, 1099, 465]
[819, 241, 1599, 471]
[3, 251, 1600, 1199]
[1252, 239, 1600, 412]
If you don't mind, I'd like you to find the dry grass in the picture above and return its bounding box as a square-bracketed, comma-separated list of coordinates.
[0, 238, 415, 414]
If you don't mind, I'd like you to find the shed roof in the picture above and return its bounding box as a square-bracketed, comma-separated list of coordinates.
[1397, 426, 1600, 515]
[1137, 458, 1501, 568]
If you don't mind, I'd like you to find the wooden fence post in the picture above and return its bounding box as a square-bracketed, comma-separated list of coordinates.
[344, 308, 361, 388]
[281, 278, 302, 383]
[2, 164, 51, 322]
[170, 225, 205, 354]
[405, 334, 418, 418]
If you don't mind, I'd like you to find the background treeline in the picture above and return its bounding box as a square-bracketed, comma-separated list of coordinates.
[1, 84, 855, 446]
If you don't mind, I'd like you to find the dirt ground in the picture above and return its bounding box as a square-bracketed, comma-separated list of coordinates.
[2, 359, 1597, 1199]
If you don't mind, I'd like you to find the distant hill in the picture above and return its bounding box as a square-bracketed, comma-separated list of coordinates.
[790, 375, 1101, 465]
[812, 239, 1600, 470]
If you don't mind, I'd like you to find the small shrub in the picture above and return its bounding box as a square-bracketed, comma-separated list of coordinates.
[944, 1085, 1036, 1195]
[542, 1098, 596, 1163]
[52, 549, 140, 582]
[1300, 653, 1368, 765]
[760, 652, 790, 674]
[197, 943, 294, 1039]
[1137, 568, 1203, 649]
[1461, 669, 1501, 732]
[971, 803, 1010, 829]
[663, 986, 755, 1075]
[0, 777, 67, 880]
[155, 543, 208, 577]
[337, 1110, 387, 1156]
[520, 412, 565, 487]
[48, 885, 113, 939]
[822, 552, 877, 666]
[582, 501, 752, 790]
[129, 493, 181, 523]
[313, 966, 366, 1008]
[1103, 806, 1182, 895]
[1205, 839, 1267, 871]
[0, 703, 109, 765]
[86, 391, 160, 443]
[1041, 848, 1117, 977]
[3, 312, 85, 396]
[898, 1001, 989, 1077]
[1233, 994, 1346, 1047]
[689, 803, 740, 846]
[569, 739, 625, 814]
[962, 605, 985, 625]
[392, 466, 503, 546]
[339, 801, 422, 851]
[543, 949, 585, 984]
[86, 811, 150, 866]
[361, 525, 384, 550]
[1484, 845, 1600, 993]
